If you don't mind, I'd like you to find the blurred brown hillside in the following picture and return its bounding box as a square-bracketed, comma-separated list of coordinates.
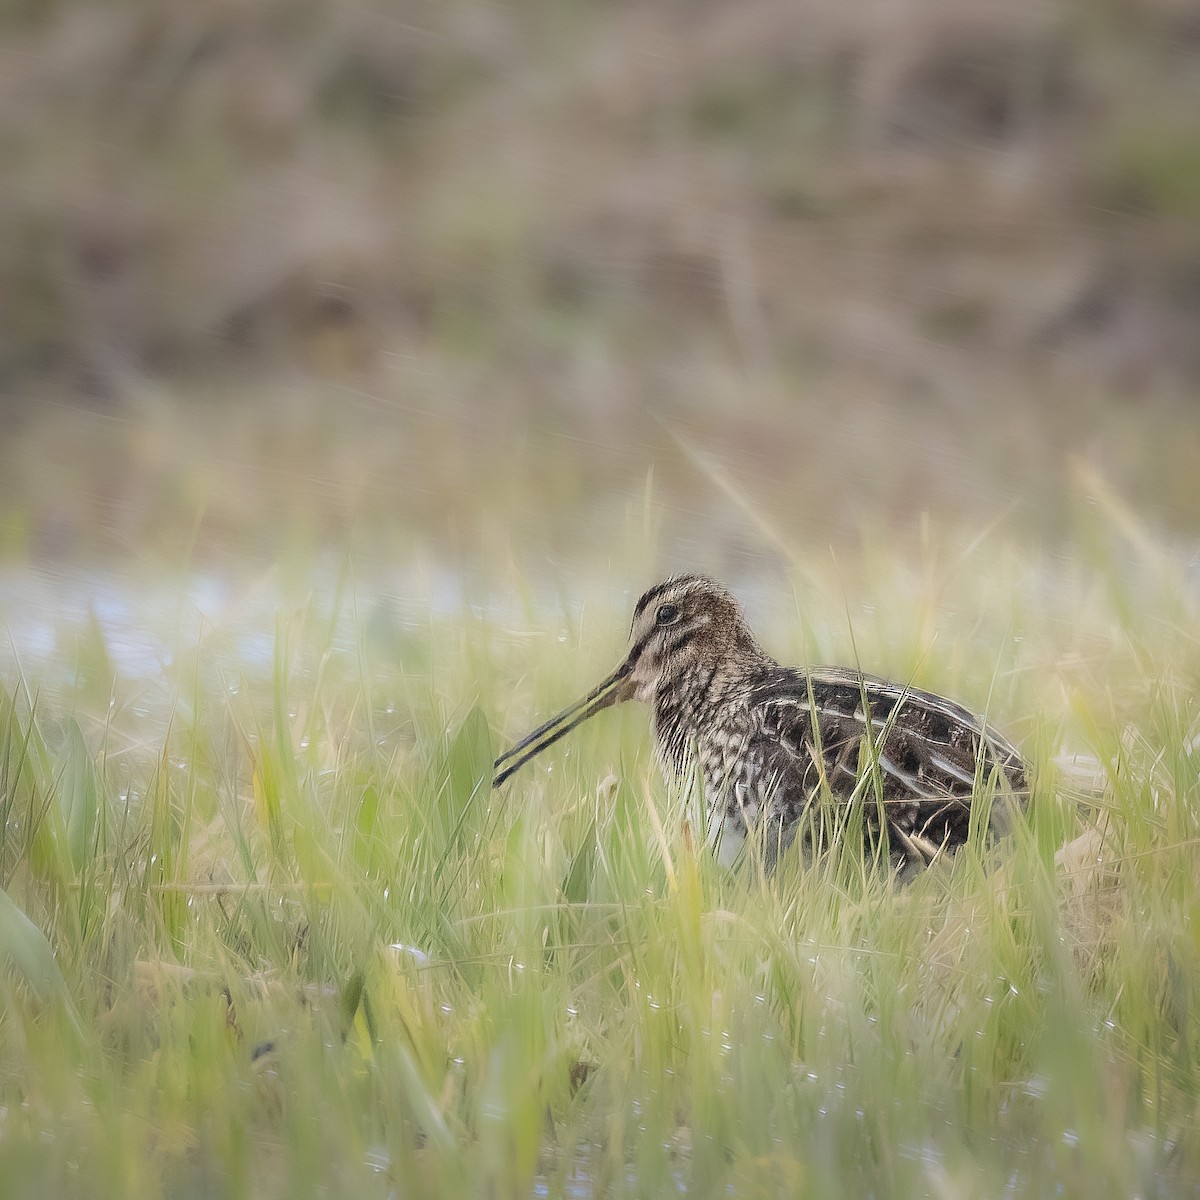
[4, 0, 1199, 395]
[2, 0, 1200, 564]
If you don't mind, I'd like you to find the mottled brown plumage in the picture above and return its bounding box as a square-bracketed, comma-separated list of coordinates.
[494, 575, 1027, 873]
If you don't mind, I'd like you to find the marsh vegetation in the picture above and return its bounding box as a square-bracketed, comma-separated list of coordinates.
[3, 1, 1200, 1196]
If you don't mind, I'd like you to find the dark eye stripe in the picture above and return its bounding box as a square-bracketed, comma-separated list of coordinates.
[666, 628, 699, 657]
[628, 628, 655, 664]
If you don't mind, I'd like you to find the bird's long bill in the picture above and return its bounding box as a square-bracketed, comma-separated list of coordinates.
[493, 662, 632, 788]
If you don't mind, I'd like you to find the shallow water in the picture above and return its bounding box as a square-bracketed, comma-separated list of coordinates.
[0, 560, 479, 686]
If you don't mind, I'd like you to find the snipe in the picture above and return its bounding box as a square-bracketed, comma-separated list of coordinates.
[494, 575, 1027, 872]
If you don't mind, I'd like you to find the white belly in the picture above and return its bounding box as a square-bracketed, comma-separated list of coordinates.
[709, 810, 746, 867]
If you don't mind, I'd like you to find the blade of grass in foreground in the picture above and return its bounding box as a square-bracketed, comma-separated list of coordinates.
[0, 885, 85, 1041]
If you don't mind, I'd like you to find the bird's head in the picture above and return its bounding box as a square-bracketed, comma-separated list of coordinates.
[620, 574, 762, 702]
[493, 575, 765, 786]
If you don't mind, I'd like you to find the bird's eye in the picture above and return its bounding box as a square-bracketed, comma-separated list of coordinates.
[656, 603, 680, 626]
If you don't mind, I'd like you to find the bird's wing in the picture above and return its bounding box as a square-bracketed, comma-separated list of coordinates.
[747, 666, 1026, 857]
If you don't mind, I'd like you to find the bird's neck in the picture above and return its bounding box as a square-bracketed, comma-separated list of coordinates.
[651, 645, 776, 769]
